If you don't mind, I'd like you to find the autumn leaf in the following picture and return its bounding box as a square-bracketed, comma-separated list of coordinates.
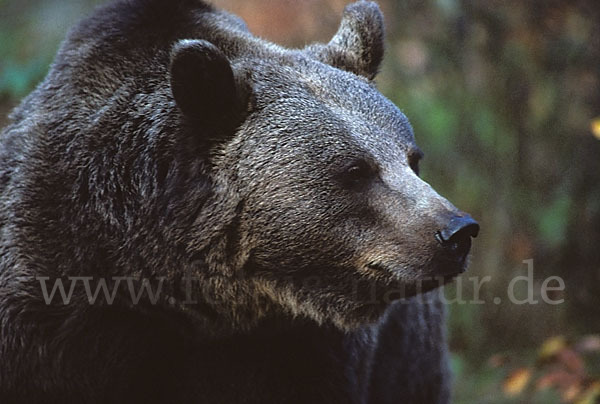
[563, 383, 583, 402]
[539, 336, 568, 360]
[504, 368, 532, 396]
[591, 117, 600, 140]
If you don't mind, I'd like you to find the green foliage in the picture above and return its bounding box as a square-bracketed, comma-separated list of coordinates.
[0, 58, 49, 99]
[537, 194, 571, 247]
[0, 0, 104, 102]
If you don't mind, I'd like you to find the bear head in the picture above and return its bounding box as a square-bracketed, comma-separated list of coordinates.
[167, 1, 479, 330]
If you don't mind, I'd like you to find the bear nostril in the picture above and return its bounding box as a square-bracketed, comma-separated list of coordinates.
[436, 215, 479, 260]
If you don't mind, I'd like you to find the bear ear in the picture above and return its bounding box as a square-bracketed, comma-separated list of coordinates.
[307, 1, 384, 80]
[169, 39, 248, 129]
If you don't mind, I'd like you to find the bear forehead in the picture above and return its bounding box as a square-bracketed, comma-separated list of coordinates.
[242, 53, 417, 162]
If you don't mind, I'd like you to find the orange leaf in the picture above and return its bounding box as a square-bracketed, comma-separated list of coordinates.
[504, 368, 532, 396]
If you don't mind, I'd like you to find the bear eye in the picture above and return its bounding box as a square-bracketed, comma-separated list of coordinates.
[408, 149, 423, 176]
[339, 159, 375, 188]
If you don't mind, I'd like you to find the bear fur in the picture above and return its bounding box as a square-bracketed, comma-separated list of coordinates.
[0, 0, 477, 403]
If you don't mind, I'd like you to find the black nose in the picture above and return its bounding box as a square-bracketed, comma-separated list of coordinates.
[436, 214, 479, 260]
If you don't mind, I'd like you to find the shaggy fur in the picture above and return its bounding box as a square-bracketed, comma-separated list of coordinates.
[0, 0, 477, 402]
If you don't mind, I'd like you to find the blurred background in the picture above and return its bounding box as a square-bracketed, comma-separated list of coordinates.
[1, 0, 599, 402]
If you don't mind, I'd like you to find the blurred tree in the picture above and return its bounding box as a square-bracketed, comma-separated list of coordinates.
[376, 0, 600, 354]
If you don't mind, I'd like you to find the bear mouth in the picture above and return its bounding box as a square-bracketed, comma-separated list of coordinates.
[364, 259, 467, 297]
[366, 257, 468, 279]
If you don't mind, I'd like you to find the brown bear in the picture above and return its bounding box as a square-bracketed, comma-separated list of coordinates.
[0, 0, 478, 403]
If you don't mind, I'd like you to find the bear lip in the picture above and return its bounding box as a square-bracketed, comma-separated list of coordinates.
[365, 261, 388, 272]
[365, 257, 468, 287]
